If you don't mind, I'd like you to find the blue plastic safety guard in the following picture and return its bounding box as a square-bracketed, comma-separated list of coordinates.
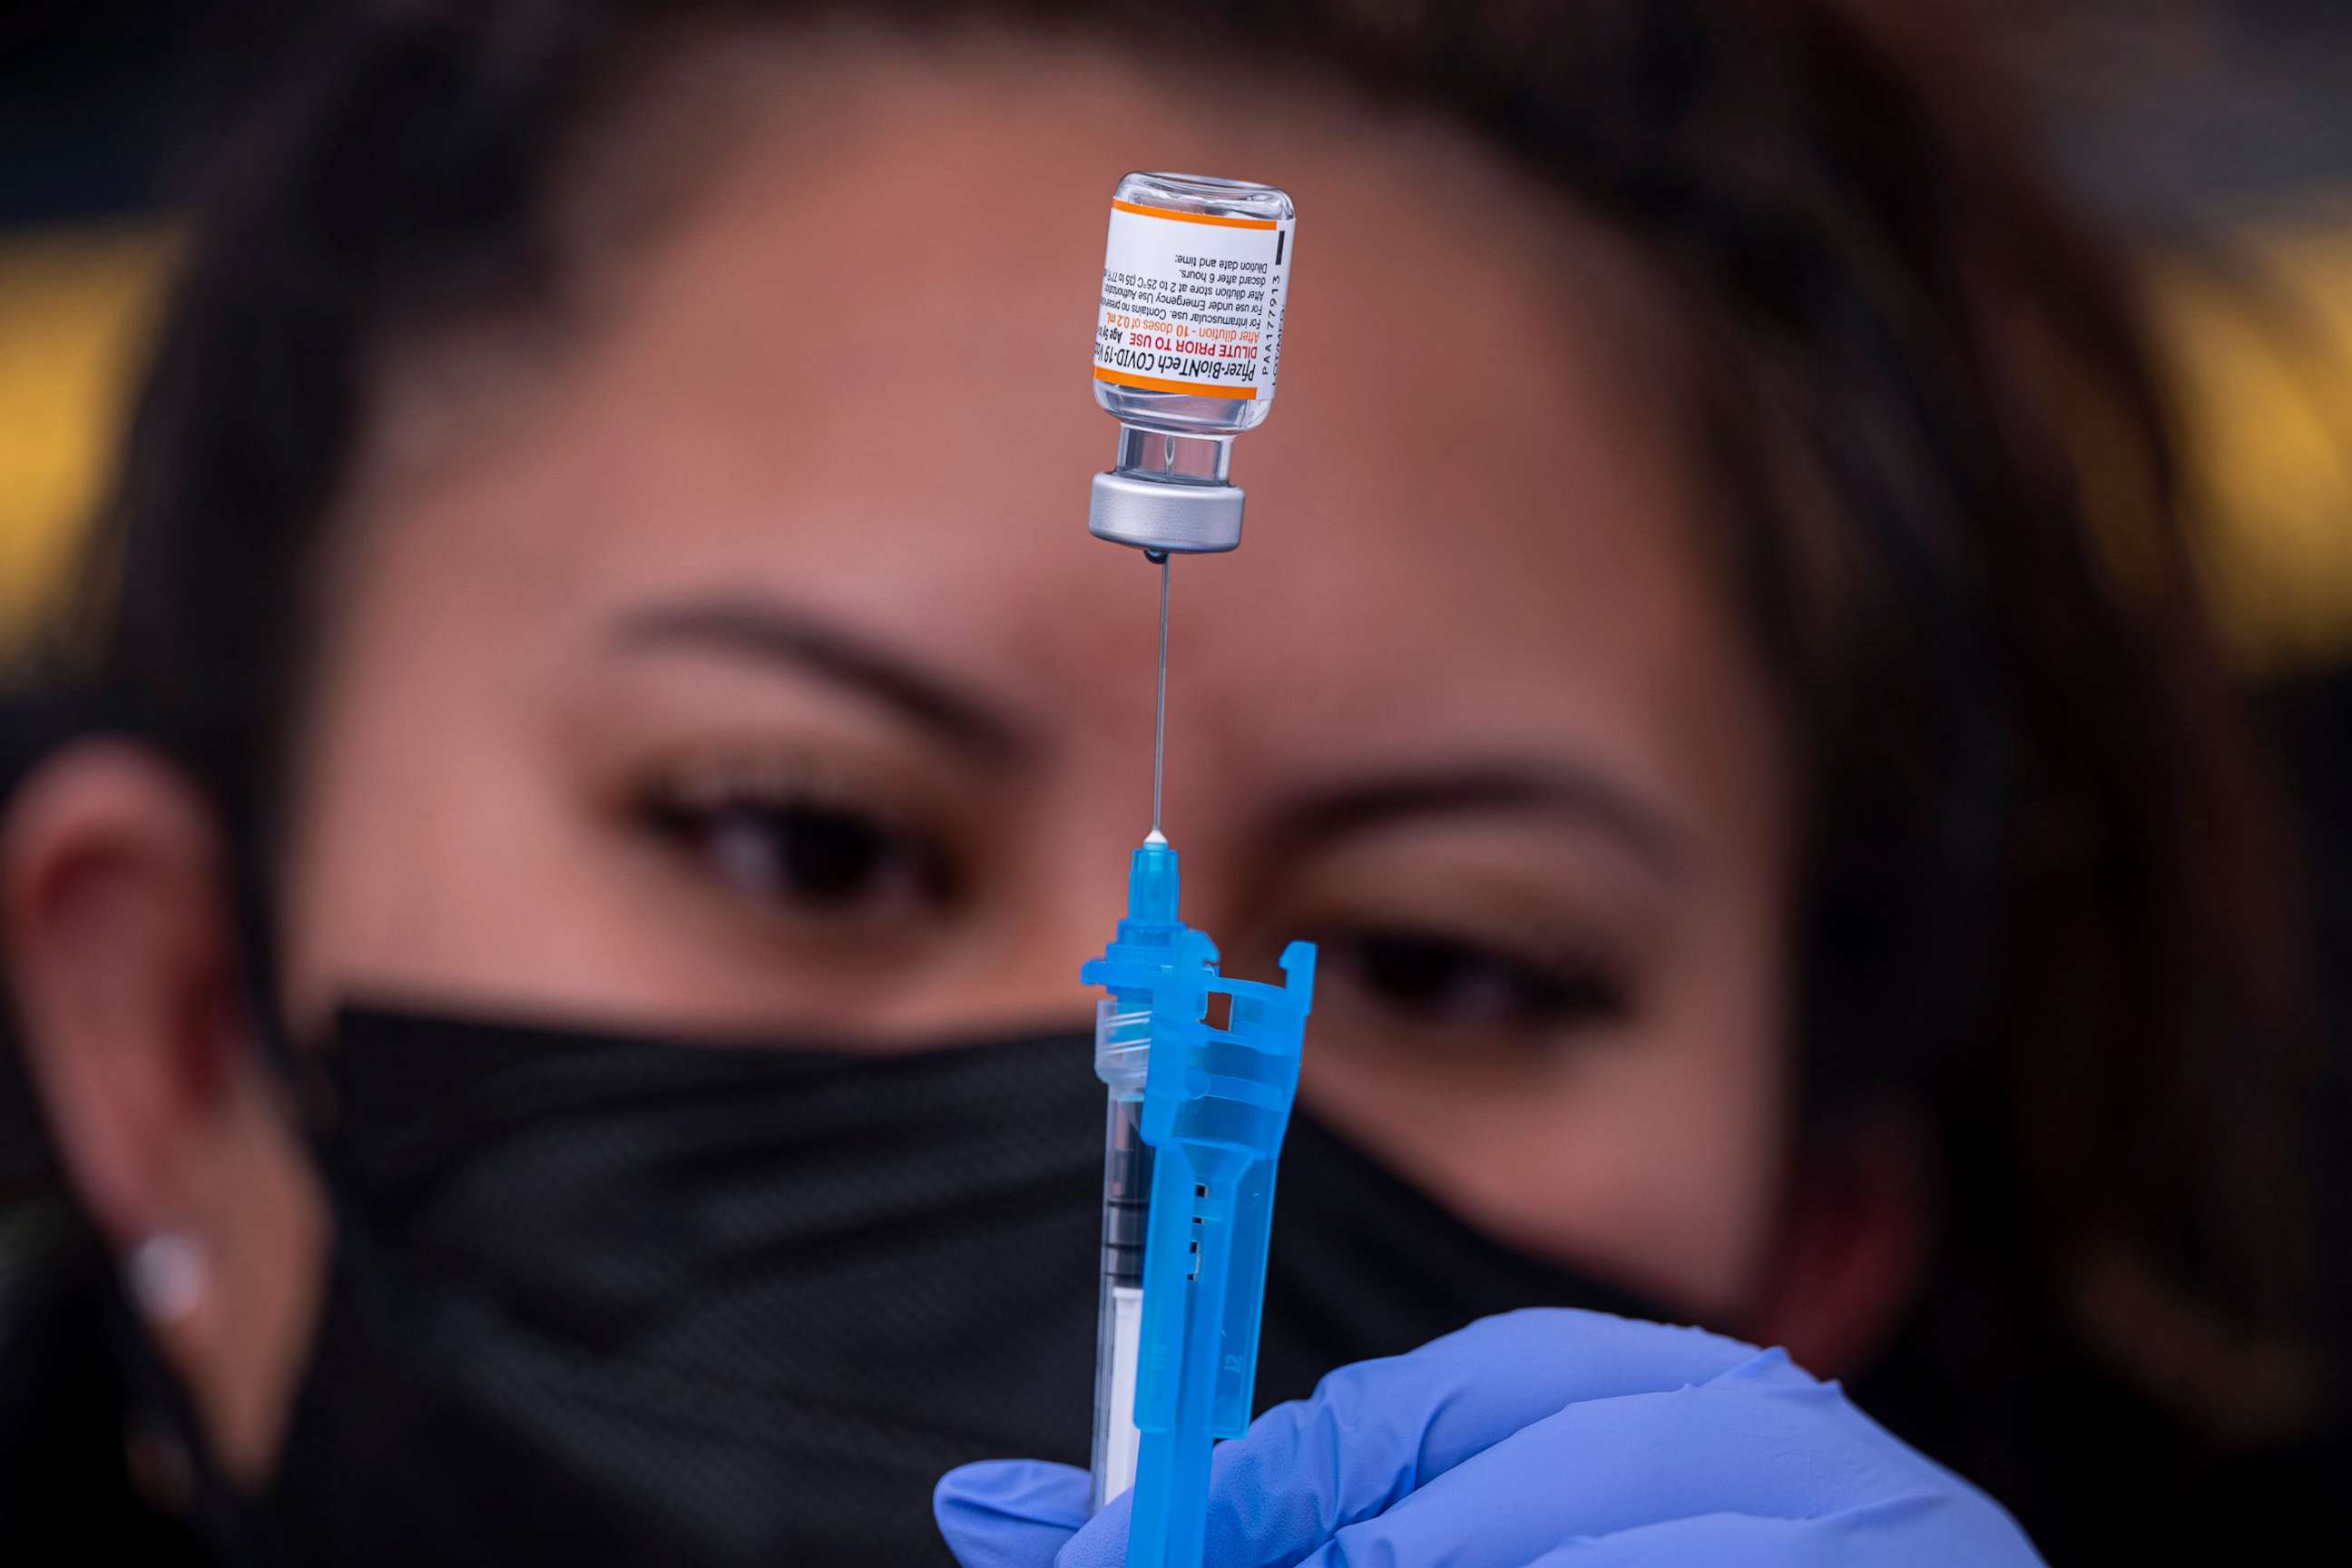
[1080, 838, 1317, 1568]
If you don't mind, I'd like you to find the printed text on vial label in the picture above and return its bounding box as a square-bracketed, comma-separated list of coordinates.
[1094, 208, 1289, 397]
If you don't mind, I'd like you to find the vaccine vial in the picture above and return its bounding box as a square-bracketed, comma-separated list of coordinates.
[1089, 172, 1295, 554]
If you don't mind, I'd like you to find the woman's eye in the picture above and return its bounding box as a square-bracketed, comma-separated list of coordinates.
[1321, 926, 1628, 1034]
[645, 793, 950, 921]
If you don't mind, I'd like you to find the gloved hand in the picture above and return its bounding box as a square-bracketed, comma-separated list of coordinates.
[936, 1308, 2041, 1567]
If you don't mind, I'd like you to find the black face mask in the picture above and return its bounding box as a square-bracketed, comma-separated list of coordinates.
[175, 1005, 1674, 1566]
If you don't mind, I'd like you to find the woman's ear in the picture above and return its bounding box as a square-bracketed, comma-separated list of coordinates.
[2, 738, 328, 1484]
[1749, 1097, 1939, 1379]
[5, 740, 244, 1241]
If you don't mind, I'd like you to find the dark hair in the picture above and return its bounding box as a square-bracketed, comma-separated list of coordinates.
[21, 0, 2325, 1539]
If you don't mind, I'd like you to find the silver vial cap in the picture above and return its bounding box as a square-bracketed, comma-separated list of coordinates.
[1088, 473, 1245, 554]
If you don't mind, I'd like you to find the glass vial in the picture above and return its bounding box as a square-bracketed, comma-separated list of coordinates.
[1089, 172, 1295, 554]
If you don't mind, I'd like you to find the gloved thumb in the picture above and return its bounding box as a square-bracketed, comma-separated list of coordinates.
[935, 1459, 1093, 1568]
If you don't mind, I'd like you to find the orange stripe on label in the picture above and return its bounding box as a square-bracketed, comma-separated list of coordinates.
[1110, 198, 1279, 231]
[1093, 366, 1260, 399]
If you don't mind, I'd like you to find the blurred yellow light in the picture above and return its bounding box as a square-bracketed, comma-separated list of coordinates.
[0, 224, 171, 652]
[2151, 208, 2352, 671]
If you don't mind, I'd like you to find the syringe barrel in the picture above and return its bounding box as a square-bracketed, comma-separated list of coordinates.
[1091, 1089, 1153, 1511]
[1101, 1090, 1154, 1289]
[1078, 847, 1184, 1512]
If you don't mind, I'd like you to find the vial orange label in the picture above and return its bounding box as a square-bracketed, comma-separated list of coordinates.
[1093, 201, 1292, 402]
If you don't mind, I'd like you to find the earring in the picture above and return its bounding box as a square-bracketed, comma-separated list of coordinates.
[123, 1230, 210, 1327]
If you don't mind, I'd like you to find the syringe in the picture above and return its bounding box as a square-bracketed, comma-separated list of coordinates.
[1087, 848, 1171, 1510]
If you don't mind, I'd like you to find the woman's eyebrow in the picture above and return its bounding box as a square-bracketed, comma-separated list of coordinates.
[1269, 761, 1683, 877]
[608, 594, 1034, 760]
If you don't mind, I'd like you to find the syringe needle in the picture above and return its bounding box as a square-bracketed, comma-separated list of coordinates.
[1150, 553, 1171, 844]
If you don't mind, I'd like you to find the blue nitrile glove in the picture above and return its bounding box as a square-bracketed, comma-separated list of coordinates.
[936, 1308, 2041, 1567]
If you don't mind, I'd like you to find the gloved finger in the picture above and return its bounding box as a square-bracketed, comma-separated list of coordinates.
[1523, 1496, 2043, 1567]
[1293, 1368, 2023, 1568]
[1056, 1308, 1790, 1568]
[934, 1459, 1092, 1568]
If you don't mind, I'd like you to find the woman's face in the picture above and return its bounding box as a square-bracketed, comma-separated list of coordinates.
[280, 38, 1793, 1321]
